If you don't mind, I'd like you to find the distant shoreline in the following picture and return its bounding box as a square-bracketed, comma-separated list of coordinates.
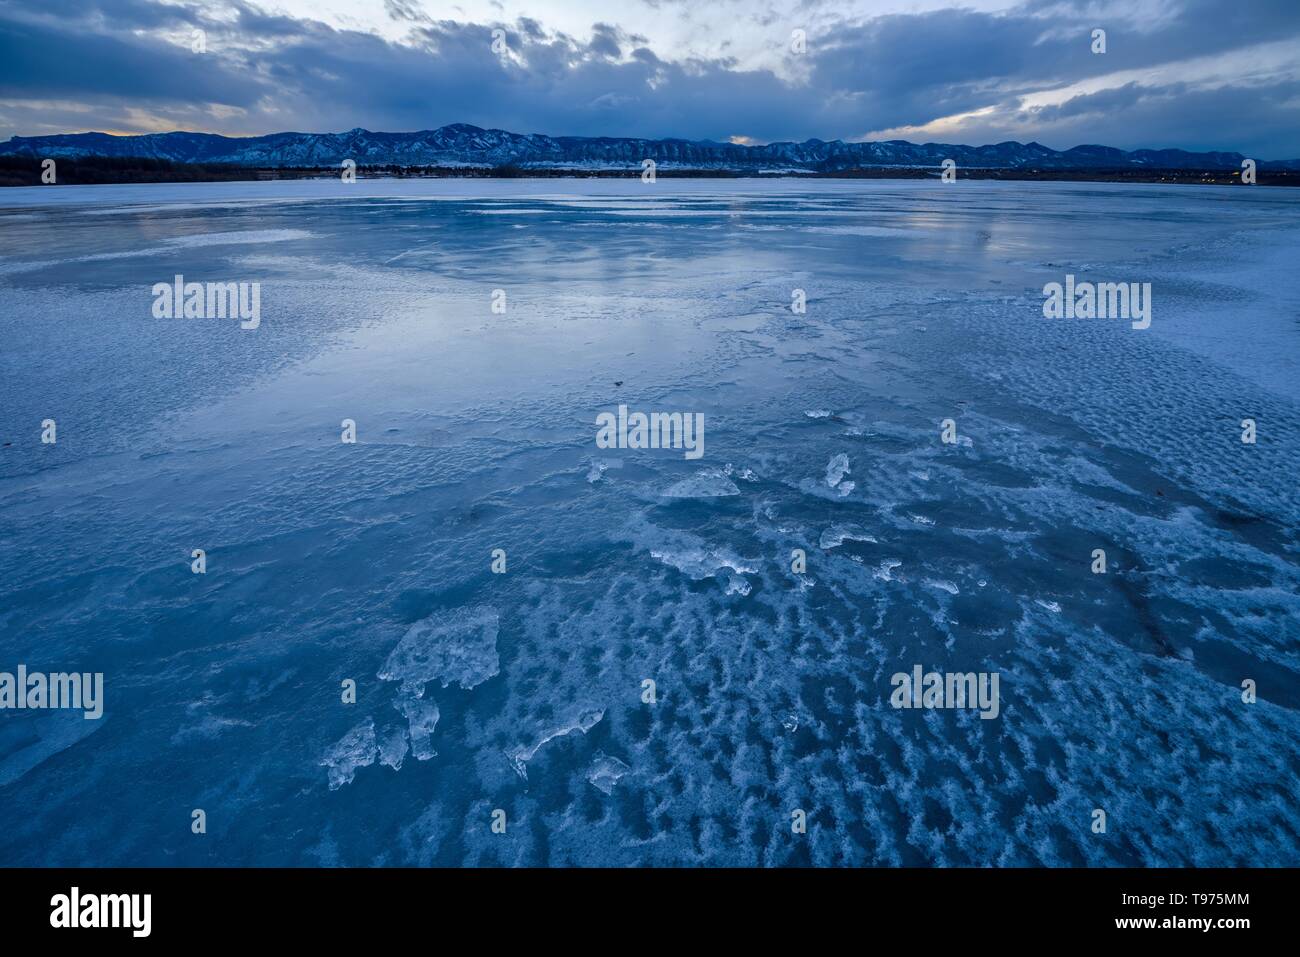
[2, 155, 1296, 188]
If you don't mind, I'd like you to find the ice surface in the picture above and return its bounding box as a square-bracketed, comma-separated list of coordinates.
[2, 178, 1298, 865]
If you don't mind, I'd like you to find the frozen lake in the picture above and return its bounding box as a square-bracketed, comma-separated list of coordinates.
[1, 177, 1297, 865]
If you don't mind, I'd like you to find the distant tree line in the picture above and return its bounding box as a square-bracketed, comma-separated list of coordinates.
[0, 154, 262, 186]
[1, 154, 1293, 186]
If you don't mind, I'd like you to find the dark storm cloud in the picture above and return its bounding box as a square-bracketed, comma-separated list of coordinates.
[1019, 78, 1300, 159]
[588, 23, 623, 59]
[804, 0, 1300, 137]
[384, 0, 432, 25]
[0, 8, 262, 105]
[0, 0, 1297, 157]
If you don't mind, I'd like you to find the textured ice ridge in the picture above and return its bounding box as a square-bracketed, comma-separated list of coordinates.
[507, 707, 605, 780]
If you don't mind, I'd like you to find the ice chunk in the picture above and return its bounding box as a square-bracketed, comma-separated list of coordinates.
[321, 718, 377, 790]
[723, 574, 752, 596]
[633, 516, 757, 589]
[377, 724, 409, 770]
[649, 540, 757, 584]
[924, 579, 960, 595]
[379, 606, 500, 695]
[874, 559, 903, 582]
[399, 695, 441, 761]
[820, 524, 878, 549]
[825, 453, 851, 487]
[587, 753, 632, 795]
[663, 469, 740, 499]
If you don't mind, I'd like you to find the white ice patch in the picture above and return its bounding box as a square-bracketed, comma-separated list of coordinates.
[634, 518, 757, 596]
[819, 524, 878, 549]
[166, 229, 314, 249]
[398, 695, 441, 761]
[874, 559, 903, 582]
[925, 579, 960, 595]
[825, 453, 851, 488]
[587, 752, 632, 795]
[377, 724, 409, 770]
[321, 718, 377, 790]
[0, 229, 314, 275]
[628, 509, 757, 592]
[663, 469, 741, 499]
[378, 605, 501, 695]
[723, 575, 752, 596]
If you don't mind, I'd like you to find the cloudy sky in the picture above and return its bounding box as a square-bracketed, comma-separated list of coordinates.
[2, 0, 1298, 157]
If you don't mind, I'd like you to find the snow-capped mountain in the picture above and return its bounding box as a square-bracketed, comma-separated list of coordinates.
[0, 123, 1291, 171]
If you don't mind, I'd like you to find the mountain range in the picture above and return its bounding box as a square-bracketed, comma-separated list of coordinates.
[2, 123, 1295, 172]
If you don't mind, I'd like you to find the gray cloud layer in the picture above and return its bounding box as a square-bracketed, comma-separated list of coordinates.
[1, 0, 1297, 157]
